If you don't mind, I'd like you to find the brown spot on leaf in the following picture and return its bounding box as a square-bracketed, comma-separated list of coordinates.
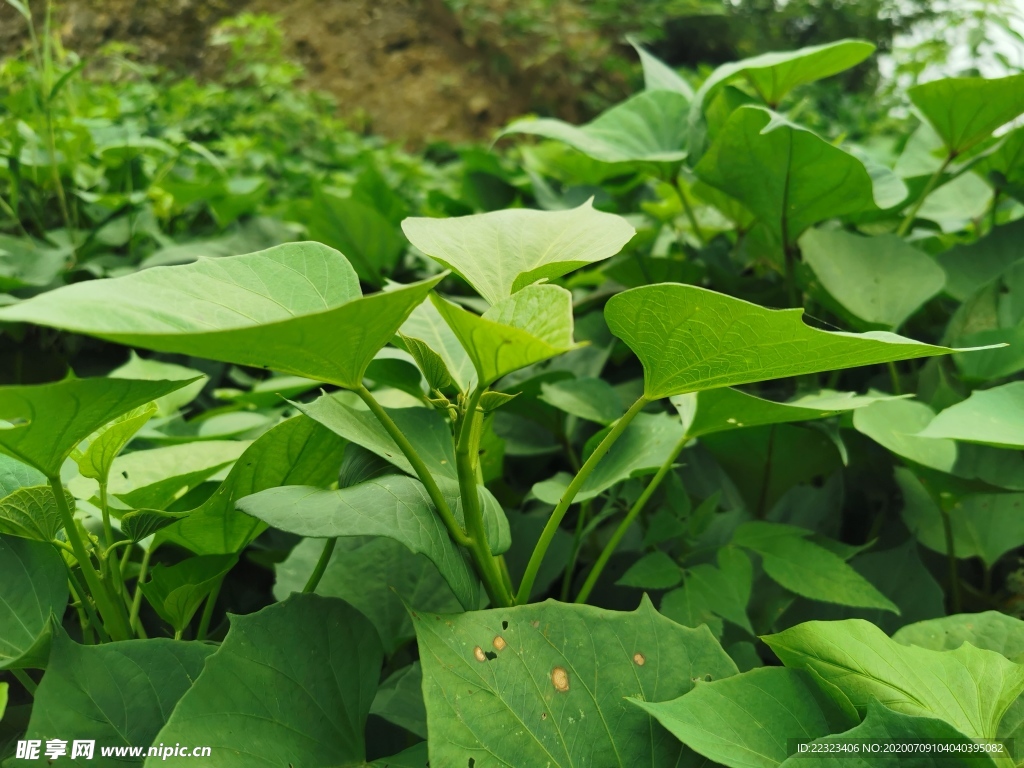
[493, 636, 506, 651]
[531, 620, 540, 628]
[551, 666, 569, 692]
[541, 712, 548, 720]
[473, 646, 486, 662]
[633, 653, 646, 666]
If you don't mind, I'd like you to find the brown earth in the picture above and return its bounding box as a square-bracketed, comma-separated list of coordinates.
[0, 0, 538, 144]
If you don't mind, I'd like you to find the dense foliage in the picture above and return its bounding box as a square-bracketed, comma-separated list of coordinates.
[3, 4, 1024, 767]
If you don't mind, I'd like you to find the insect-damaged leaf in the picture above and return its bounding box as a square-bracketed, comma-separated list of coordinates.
[413, 596, 738, 767]
[402, 200, 635, 306]
[605, 283, 976, 399]
[146, 595, 382, 768]
[0, 242, 443, 389]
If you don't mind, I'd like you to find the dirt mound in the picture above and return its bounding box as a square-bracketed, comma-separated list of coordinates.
[0, 0, 533, 144]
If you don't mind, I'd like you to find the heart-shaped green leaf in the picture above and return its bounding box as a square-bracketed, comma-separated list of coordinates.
[157, 414, 346, 555]
[400, 297, 476, 392]
[23, 631, 214, 764]
[916, 382, 1024, 449]
[631, 667, 857, 768]
[146, 594, 382, 768]
[433, 286, 581, 386]
[402, 200, 634, 306]
[140, 554, 238, 633]
[695, 108, 900, 250]
[237, 476, 480, 610]
[800, 228, 945, 329]
[894, 612, 1024, 662]
[605, 283, 972, 399]
[909, 74, 1024, 154]
[414, 596, 738, 767]
[630, 37, 694, 97]
[0, 377, 200, 477]
[501, 91, 690, 164]
[763, 618, 1024, 739]
[120, 508, 189, 543]
[853, 398, 957, 471]
[539, 377, 625, 424]
[0, 243, 443, 389]
[0, 453, 45, 498]
[0, 485, 72, 542]
[0, 535, 68, 670]
[672, 388, 903, 439]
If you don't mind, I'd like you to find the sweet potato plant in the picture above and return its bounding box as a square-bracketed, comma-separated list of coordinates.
[2, 32, 1024, 768]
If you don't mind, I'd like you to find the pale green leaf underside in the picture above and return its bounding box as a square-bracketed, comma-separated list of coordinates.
[0, 242, 443, 389]
[853, 398, 957, 471]
[400, 297, 476, 392]
[402, 200, 635, 306]
[540, 377, 625, 424]
[237, 476, 480, 610]
[0, 485, 72, 542]
[630, 37, 694, 98]
[909, 74, 1024, 154]
[146, 595, 382, 768]
[632, 667, 856, 768]
[73, 402, 157, 482]
[917, 382, 1024, 449]
[432, 286, 580, 386]
[763, 618, 1024, 740]
[501, 90, 690, 164]
[414, 596, 738, 767]
[800, 228, 945, 329]
[0, 535, 68, 671]
[605, 283, 973, 399]
[672, 387, 904, 439]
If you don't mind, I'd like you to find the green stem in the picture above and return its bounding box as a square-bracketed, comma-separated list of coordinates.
[196, 575, 223, 642]
[575, 433, 687, 604]
[64, 564, 108, 644]
[887, 361, 902, 395]
[98, 482, 125, 597]
[896, 154, 953, 238]
[456, 388, 512, 607]
[355, 385, 471, 547]
[129, 546, 152, 636]
[516, 395, 649, 604]
[678, 190, 707, 246]
[49, 476, 130, 641]
[939, 505, 962, 614]
[12, 669, 36, 696]
[783, 243, 800, 308]
[559, 500, 590, 602]
[173, 628, 183, 641]
[303, 538, 337, 594]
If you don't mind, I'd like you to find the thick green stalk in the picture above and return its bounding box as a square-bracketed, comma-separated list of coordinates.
[516, 395, 649, 604]
[456, 388, 512, 607]
[98, 482, 126, 598]
[303, 538, 337, 594]
[12, 669, 36, 696]
[196, 575, 224, 642]
[49, 476, 131, 641]
[129, 546, 153, 637]
[355, 385, 472, 547]
[896, 154, 953, 238]
[575, 433, 688, 603]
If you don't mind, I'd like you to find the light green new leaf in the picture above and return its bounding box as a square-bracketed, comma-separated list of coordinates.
[897, 468, 1024, 568]
[853, 398, 957, 471]
[0, 243, 443, 389]
[433, 286, 581, 386]
[540, 377, 625, 424]
[158, 415, 346, 555]
[402, 200, 635, 306]
[779, 700, 1000, 768]
[501, 90, 690, 164]
[895, 612, 1024, 663]
[800, 228, 945, 329]
[24, 632, 214, 766]
[605, 283, 969, 399]
[917, 382, 1024, 449]
[694, 107, 895, 249]
[109, 352, 207, 418]
[0, 376, 199, 477]
[238, 476, 479, 610]
[146, 595, 382, 768]
[690, 39, 875, 122]
[120, 509, 189, 543]
[632, 667, 856, 768]
[532, 412, 684, 504]
[0, 535, 68, 670]
[0, 485, 72, 542]
[400, 297, 476, 392]
[0, 453, 44, 498]
[763, 618, 1024, 739]
[399, 333, 453, 391]
[275, 537, 461, 655]
[72, 402, 157, 482]
[733, 522, 898, 613]
[414, 596, 739, 767]
[630, 37, 694, 98]
[909, 74, 1024, 154]
[672, 387, 902, 439]
[140, 555, 237, 633]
